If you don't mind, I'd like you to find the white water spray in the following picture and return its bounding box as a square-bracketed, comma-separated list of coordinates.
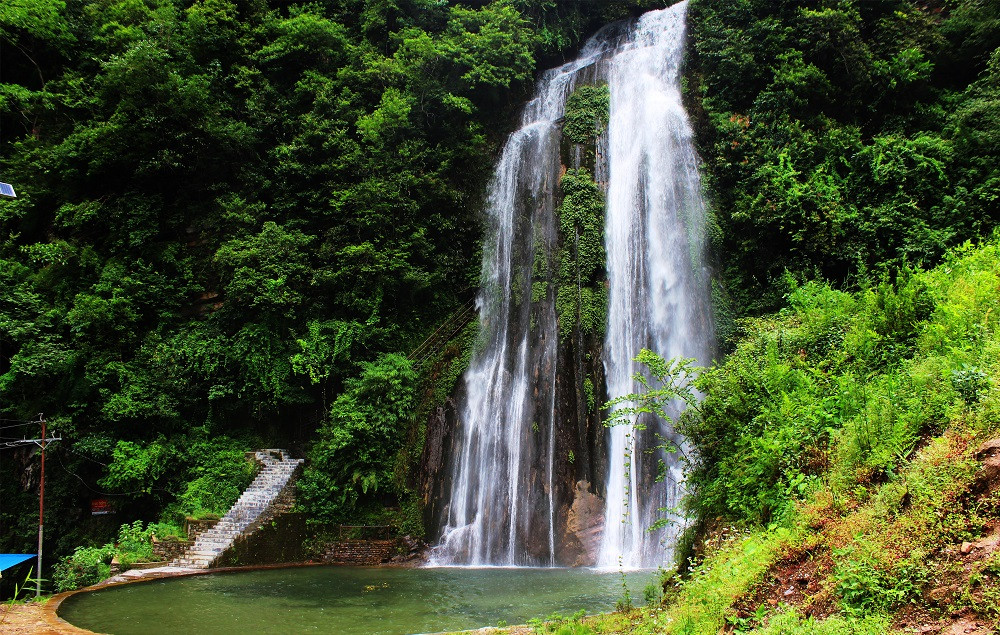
[597, 2, 712, 569]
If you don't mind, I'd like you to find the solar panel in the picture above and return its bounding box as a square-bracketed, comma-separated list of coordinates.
[0, 182, 15, 198]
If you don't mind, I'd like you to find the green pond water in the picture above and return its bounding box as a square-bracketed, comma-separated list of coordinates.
[59, 566, 652, 634]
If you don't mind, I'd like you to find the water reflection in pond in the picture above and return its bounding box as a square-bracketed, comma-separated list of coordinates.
[59, 566, 653, 634]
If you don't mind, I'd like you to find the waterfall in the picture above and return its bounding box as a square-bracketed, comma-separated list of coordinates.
[596, 3, 713, 569]
[431, 1, 712, 569]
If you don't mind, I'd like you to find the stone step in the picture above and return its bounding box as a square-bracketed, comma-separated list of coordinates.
[171, 450, 301, 570]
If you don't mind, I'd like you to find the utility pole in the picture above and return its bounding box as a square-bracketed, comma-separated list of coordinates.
[37, 414, 46, 598]
[0, 414, 61, 596]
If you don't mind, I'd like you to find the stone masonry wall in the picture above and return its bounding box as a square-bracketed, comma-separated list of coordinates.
[214, 513, 309, 568]
[185, 518, 220, 540]
[321, 539, 398, 565]
[152, 538, 190, 562]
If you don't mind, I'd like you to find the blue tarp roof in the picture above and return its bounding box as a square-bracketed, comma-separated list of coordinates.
[0, 554, 34, 572]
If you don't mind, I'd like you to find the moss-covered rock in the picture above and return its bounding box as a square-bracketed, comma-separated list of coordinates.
[555, 168, 607, 341]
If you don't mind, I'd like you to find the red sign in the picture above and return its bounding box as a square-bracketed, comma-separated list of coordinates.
[91, 499, 111, 515]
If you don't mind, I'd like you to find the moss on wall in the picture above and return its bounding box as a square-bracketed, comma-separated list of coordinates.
[563, 84, 610, 145]
[555, 168, 607, 341]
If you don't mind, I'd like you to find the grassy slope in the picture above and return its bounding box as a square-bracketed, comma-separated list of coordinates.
[514, 238, 1000, 634]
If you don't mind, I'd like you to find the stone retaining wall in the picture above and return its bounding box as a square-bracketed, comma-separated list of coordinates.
[152, 537, 190, 561]
[214, 513, 309, 568]
[321, 539, 398, 565]
[185, 518, 220, 540]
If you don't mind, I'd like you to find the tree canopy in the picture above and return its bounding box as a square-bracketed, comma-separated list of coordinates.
[0, 0, 657, 559]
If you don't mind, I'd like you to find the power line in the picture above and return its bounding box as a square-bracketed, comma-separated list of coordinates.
[60, 444, 108, 467]
[54, 449, 172, 496]
[0, 435, 60, 449]
[53, 450, 145, 497]
[0, 424, 37, 434]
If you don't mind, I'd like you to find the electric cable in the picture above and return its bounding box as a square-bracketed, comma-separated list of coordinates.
[60, 443, 108, 467]
[0, 421, 37, 429]
[54, 449, 171, 497]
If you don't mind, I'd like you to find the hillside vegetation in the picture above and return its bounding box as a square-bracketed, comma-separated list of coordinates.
[531, 0, 1000, 632]
[530, 235, 1000, 634]
[687, 0, 1000, 325]
[0, 0, 653, 564]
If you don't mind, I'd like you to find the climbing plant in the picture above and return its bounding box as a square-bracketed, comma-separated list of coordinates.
[563, 84, 610, 145]
[555, 168, 608, 340]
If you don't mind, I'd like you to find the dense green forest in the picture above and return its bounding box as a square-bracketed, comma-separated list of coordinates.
[3, 0, 1000, 629]
[684, 0, 1000, 505]
[0, 0, 653, 560]
[688, 0, 1000, 326]
[588, 0, 1000, 631]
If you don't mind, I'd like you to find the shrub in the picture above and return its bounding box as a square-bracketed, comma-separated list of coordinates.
[300, 353, 418, 523]
[753, 608, 890, 634]
[148, 522, 185, 541]
[114, 520, 154, 567]
[52, 545, 114, 592]
[833, 548, 924, 614]
[159, 436, 255, 524]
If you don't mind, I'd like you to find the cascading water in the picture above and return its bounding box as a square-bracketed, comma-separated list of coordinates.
[429, 39, 607, 566]
[431, 0, 712, 569]
[596, 2, 713, 569]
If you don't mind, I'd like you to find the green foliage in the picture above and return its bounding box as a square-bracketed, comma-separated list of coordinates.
[148, 522, 185, 541]
[563, 84, 609, 144]
[642, 578, 662, 606]
[604, 349, 699, 433]
[529, 609, 592, 635]
[114, 520, 155, 567]
[51, 520, 165, 591]
[680, 237, 1000, 526]
[688, 0, 1000, 318]
[94, 432, 254, 525]
[162, 437, 255, 523]
[2, 0, 643, 561]
[748, 608, 890, 635]
[832, 547, 923, 614]
[299, 354, 418, 523]
[555, 168, 607, 340]
[647, 523, 802, 635]
[583, 377, 596, 413]
[52, 545, 113, 593]
[951, 363, 988, 404]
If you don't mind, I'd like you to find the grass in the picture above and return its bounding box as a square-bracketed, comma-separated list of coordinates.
[491, 237, 1000, 634]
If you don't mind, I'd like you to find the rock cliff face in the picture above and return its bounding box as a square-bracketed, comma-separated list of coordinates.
[549, 329, 609, 565]
[418, 392, 462, 540]
[418, 345, 610, 566]
[416, 79, 614, 566]
[557, 480, 606, 566]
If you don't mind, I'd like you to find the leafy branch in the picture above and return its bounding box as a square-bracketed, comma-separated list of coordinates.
[603, 348, 702, 436]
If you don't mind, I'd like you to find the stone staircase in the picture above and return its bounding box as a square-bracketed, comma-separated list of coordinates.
[170, 449, 303, 569]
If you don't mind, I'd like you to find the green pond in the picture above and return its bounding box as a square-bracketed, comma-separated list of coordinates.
[59, 566, 652, 634]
